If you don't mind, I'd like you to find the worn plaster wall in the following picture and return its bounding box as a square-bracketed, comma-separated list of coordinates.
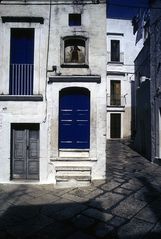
[47, 3, 107, 181]
[0, 1, 107, 183]
[150, 0, 161, 162]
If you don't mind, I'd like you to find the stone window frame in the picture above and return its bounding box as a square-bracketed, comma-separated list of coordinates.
[0, 21, 42, 97]
[107, 33, 124, 64]
[60, 35, 89, 68]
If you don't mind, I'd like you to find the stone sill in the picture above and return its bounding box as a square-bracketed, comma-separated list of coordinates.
[107, 105, 125, 108]
[61, 64, 89, 68]
[107, 61, 124, 65]
[0, 95, 43, 101]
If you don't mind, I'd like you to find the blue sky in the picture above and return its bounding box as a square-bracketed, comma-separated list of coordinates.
[107, 0, 149, 19]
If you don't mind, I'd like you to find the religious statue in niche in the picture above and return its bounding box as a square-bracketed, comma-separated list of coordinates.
[64, 39, 85, 63]
[71, 45, 80, 62]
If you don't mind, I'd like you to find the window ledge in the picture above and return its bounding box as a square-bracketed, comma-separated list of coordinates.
[0, 95, 43, 101]
[107, 61, 124, 65]
[61, 63, 89, 68]
[2, 16, 44, 24]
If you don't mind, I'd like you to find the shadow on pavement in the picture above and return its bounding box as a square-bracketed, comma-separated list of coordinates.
[0, 185, 116, 239]
[117, 176, 161, 239]
[1, 160, 161, 238]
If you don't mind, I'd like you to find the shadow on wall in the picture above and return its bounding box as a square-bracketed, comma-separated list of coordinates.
[133, 80, 151, 160]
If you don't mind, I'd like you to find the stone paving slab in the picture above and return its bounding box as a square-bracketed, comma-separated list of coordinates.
[117, 218, 154, 239]
[1, 141, 161, 238]
[112, 195, 147, 219]
[135, 206, 159, 224]
[113, 187, 133, 196]
[71, 214, 95, 229]
[6, 214, 54, 238]
[29, 221, 75, 239]
[88, 192, 124, 210]
[100, 181, 121, 191]
[94, 222, 114, 238]
[55, 203, 87, 221]
[82, 208, 113, 222]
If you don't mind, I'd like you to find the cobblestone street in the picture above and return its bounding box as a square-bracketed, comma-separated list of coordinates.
[0, 140, 161, 238]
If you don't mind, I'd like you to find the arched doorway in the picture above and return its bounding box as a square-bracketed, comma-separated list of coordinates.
[59, 87, 90, 149]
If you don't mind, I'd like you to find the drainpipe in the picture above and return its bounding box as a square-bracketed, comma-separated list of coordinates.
[43, 0, 52, 123]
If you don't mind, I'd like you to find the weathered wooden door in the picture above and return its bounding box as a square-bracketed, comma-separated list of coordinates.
[11, 124, 39, 180]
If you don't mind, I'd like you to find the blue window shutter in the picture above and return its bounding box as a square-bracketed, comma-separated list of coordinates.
[10, 28, 34, 95]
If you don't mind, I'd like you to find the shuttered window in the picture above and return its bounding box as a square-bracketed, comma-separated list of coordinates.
[9, 28, 34, 95]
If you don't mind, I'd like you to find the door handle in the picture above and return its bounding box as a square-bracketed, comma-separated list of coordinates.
[26, 145, 29, 150]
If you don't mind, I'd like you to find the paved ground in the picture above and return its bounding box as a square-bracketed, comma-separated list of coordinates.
[1, 141, 161, 239]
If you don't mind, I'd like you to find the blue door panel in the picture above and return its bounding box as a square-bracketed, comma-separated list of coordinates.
[59, 88, 90, 149]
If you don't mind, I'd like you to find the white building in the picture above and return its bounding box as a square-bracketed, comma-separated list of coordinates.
[0, 0, 107, 186]
[106, 18, 142, 139]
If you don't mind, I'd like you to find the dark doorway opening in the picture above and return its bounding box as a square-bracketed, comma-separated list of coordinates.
[110, 113, 121, 138]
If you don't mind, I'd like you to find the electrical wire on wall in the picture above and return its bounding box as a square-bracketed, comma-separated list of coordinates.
[42, 0, 52, 123]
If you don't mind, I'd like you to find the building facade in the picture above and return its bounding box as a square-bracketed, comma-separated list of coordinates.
[0, 0, 107, 186]
[134, 37, 151, 159]
[134, 0, 161, 163]
[106, 18, 142, 140]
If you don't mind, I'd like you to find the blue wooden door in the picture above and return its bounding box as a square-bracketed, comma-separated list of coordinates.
[59, 88, 90, 149]
[10, 28, 34, 95]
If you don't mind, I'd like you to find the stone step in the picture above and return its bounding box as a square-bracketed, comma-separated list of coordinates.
[56, 176, 91, 181]
[56, 171, 91, 177]
[55, 166, 91, 187]
[55, 166, 91, 171]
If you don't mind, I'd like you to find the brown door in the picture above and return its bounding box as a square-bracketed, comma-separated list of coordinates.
[110, 114, 121, 138]
[11, 124, 39, 180]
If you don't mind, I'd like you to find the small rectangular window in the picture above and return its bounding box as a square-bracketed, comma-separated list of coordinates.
[69, 14, 81, 26]
[111, 40, 120, 62]
[110, 80, 121, 106]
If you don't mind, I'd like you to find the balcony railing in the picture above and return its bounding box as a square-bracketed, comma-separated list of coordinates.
[9, 64, 34, 95]
[107, 95, 126, 107]
[107, 51, 124, 64]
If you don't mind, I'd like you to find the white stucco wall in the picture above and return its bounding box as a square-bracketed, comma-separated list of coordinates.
[0, 1, 107, 184]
